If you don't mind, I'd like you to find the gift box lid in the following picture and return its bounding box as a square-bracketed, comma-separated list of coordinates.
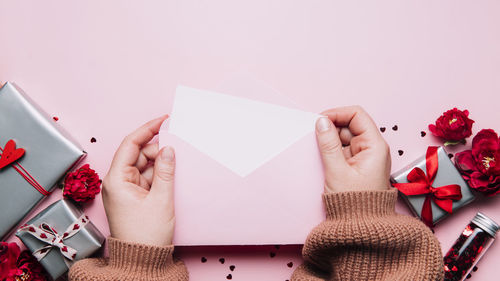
[391, 146, 475, 225]
[0, 82, 86, 239]
[16, 199, 105, 280]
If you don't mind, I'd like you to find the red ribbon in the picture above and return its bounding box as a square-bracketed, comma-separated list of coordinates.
[0, 139, 51, 196]
[393, 146, 462, 227]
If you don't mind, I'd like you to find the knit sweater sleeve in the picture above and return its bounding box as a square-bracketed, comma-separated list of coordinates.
[291, 189, 444, 281]
[68, 237, 188, 281]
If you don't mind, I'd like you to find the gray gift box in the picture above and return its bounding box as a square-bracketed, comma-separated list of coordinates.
[16, 199, 105, 280]
[391, 146, 475, 225]
[0, 82, 86, 239]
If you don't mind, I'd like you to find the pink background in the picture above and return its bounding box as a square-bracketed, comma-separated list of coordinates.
[1, 1, 500, 280]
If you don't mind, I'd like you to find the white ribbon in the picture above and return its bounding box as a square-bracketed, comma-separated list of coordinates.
[18, 214, 90, 266]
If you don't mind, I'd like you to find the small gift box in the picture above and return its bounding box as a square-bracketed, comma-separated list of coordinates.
[391, 146, 475, 227]
[0, 82, 85, 239]
[16, 199, 105, 280]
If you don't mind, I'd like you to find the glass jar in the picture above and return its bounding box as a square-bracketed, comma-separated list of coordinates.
[444, 212, 499, 281]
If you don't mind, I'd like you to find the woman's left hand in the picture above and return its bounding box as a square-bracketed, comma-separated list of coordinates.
[102, 115, 177, 246]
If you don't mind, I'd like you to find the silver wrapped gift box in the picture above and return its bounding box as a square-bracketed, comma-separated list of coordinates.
[391, 146, 475, 226]
[0, 82, 86, 239]
[16, 199, 105, 280]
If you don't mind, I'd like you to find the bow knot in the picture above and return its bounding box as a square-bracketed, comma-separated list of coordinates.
[18, 214, 89, 264]
[393, 146, 462, 227]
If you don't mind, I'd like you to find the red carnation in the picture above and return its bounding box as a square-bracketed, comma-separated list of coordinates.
[63, 164, 101, 203]
[455, 129, 500, 196]
[0, 242, 47, 281]
[429, 108, 474, 144]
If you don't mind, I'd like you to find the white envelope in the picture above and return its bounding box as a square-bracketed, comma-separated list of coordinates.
[160, 85, 325, 245]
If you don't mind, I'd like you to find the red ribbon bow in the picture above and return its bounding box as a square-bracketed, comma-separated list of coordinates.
[0, 139, 50, 196]
[393, 146, 462, 227]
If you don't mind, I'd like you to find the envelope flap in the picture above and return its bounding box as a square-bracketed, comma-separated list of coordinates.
[166, 86, 320, 177]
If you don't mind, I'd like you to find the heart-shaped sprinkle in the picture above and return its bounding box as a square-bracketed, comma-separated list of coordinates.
[90, 137, 97, 143]
[226, 274, 232, 280]
[270, 252, 276, 258]
[229, 265, 235, 271]
[53, 116, 59, 121]
[219, 258, 225, 264]
[287, 262, 294, 268]
[0, 140, 25, 170]
[380, 127, 386, 133]
[421, 131, 426, 137]
[398, 150, 404, 156]
[201, 257, 207, 263]
[392, 125, 398, 131]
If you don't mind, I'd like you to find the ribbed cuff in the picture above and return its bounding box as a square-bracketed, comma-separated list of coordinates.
[323, 189, 397, 220]
[108, 237, 175, 276]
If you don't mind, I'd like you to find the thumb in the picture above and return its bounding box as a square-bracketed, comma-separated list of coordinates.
[316, 117, 348, 173]
[151, 146, 176, 198]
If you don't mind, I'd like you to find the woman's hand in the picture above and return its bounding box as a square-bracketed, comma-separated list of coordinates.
[315, 106, 391, 193]
[102, 115, 176, 246]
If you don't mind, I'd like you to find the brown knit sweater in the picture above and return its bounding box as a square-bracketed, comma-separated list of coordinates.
[68, 189, 444, 281]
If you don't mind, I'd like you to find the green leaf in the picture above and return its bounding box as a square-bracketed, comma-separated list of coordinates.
[444, 139, 466, 146]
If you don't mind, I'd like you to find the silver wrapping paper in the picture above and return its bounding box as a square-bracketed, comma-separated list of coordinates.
[16, 199, 105, 280]
[391, 146, 475, 225]
[0, 82, 86, 239]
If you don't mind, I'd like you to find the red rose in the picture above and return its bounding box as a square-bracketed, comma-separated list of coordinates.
[0, 242, 22, 280]
[63, 164, 102, 203]
[429, 108, 474, 143]
[15, 251, 48, 281]
[0, 243, 47, 281]
[455, 129, 500, 196]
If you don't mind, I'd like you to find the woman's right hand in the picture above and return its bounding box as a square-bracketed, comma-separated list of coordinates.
[315, 106, 392, 193]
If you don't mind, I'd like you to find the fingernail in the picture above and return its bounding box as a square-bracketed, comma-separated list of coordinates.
[161, 146, 175, 161]
[316, 117, 332, 132]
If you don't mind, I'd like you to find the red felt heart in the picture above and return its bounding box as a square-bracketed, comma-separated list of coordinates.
[0, 140, 25, 170]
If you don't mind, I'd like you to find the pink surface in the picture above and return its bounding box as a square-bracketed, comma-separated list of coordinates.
[1, 1, 500, 280]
